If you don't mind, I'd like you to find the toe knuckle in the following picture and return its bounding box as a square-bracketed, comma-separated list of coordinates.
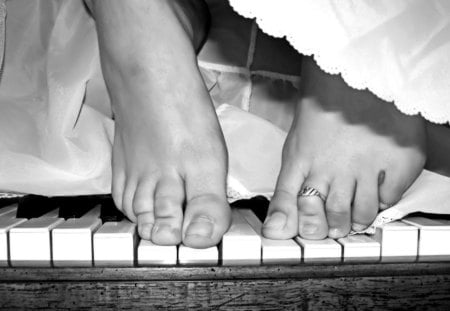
[137, 212, 154, 225]
[154, 195, 180, 212]
[298, 203, 320, 216]
[133, 196, 153, 214]
[274, 188, 297, 201]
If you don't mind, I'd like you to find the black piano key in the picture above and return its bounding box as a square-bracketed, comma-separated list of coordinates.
[16, 195, 58, 219]
[100, 196, 125, 222]
[54, 195, 102, 219]
[0, 197, 19, 209]
[231, 196, 269, 222]
[407, 211, 450, 221]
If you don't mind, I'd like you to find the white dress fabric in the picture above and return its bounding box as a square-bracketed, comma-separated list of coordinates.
[0, 0, 300, 198]
[229, 0, 450, 124]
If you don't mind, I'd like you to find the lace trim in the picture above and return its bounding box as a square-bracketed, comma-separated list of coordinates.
[228, 0, 450, 124]
[0, 192, 25, 199]
[215, 103, 230, 117]
[226, 175, 254, 202]
[350, 205, 407, 235]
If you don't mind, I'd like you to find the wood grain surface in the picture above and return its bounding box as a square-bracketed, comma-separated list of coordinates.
[0, 262, 449, 310]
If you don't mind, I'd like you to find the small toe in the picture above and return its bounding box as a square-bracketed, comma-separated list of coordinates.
[378, 170, 406, 209]
[379, 155, 423, 209]
[111, 170, 126, 213]
[121, 181, 137, 223]
[111, 145, 126, 212]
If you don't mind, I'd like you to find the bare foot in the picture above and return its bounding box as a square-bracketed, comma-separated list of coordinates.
[263, 57, 426, 240]
[88, 0, 230, 248]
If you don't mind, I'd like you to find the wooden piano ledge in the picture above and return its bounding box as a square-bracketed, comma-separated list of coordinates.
[1, 261, 450, 281]
[0, 262, 450, 310]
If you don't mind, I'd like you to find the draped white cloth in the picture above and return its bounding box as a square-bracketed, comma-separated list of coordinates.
[0, 0, 299, 197]
[229, 0, 450, 124]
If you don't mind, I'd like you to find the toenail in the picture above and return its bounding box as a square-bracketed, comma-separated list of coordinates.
[328, 228, 342, 238]
[352, 223, 368, 232]
[153, 224, 176, 236]
[185, 216, 214, 239]
[263, 212, 287, 230]
[301, 224, 317, 235]
[379, 202, 393, 210]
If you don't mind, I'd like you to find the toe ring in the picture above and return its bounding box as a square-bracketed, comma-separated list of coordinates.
[298, 186, 327, 203]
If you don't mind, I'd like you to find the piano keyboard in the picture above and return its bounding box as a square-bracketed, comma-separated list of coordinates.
[0, 195, 450, 267]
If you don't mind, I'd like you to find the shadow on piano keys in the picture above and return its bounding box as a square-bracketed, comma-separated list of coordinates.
[0, 195, 450, 310]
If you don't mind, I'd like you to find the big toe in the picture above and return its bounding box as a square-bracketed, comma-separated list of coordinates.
[263, 190, 299, 239]
[263, 158, 307, 239]
[182, 193, 230, 248]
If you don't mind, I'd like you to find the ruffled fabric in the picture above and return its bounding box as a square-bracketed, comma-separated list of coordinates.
[229, 0, 450, 124]
[0, 0, 299, 198]
[0, 0, 113, 196]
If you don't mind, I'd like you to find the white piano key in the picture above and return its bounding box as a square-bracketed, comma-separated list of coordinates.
[0, 204, 18, 218]
[52, 206, 102, 267]
[137, 239, 177, 266]
[337, 234, 380, 262]
[9, 210, 64, 267]
[94, 220, 137, 267]
[221, 209, 261, 265]
[373, 221, 418, 262]
[0, 217, 27, 266]
[403, 216, 450, 261]
[178, 244, 218, 266]
[295, 237, 341, 263]
[238, 209, 301, 264]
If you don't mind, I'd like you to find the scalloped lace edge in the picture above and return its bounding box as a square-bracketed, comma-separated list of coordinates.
[228, 0, 450, 124]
